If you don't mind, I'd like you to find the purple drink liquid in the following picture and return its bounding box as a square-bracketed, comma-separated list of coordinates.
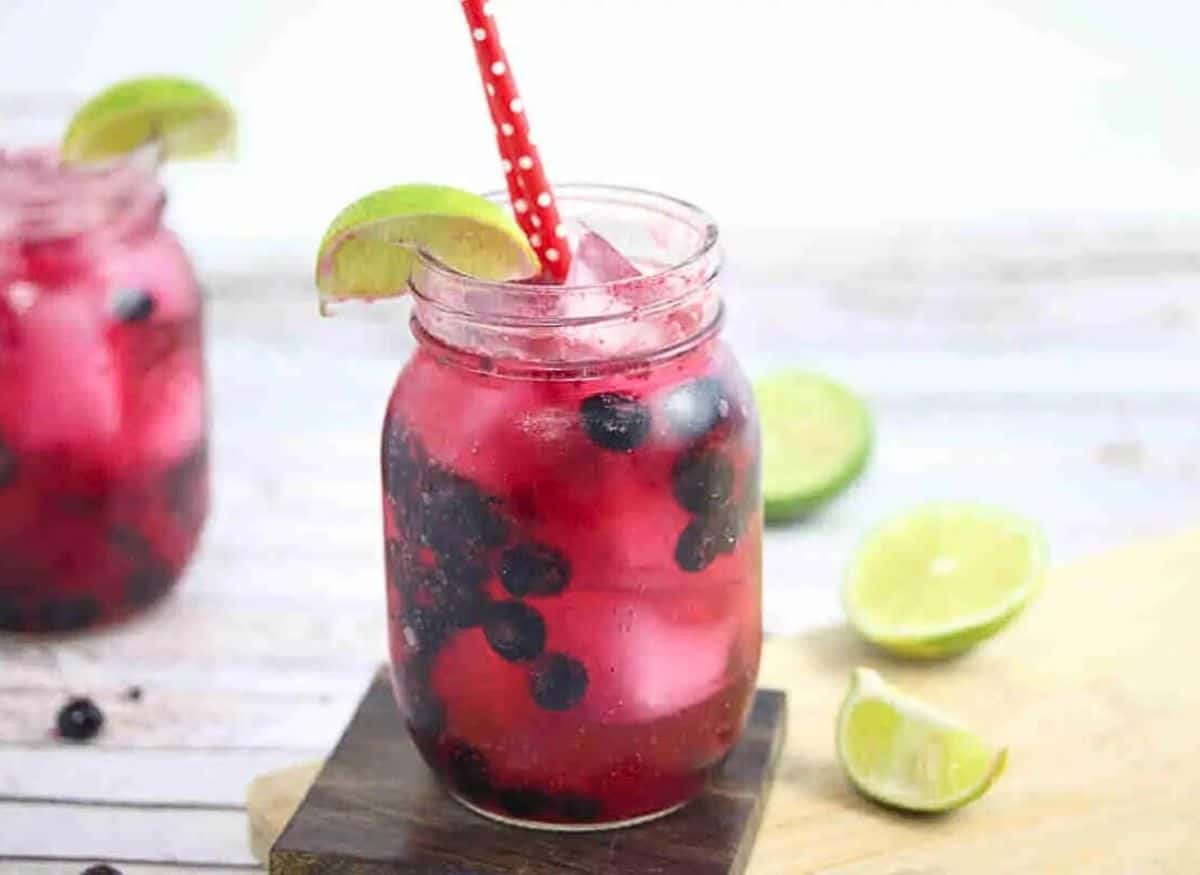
[382, 192, 761, 828]
[0, 149, 207, 633]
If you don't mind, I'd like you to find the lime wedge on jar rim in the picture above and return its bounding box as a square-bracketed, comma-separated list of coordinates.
[314, 184, 539, 310]
[754, 371, 872, 523]
[62, 76, 236, 163]
[844, 503, 1047, 659]
[837, 667, 1007, 813]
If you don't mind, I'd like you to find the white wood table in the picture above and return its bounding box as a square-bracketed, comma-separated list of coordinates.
[3, 220, 1200, 872]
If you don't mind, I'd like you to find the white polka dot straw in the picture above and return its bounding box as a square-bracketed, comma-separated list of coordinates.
[461, 0, 572, 278]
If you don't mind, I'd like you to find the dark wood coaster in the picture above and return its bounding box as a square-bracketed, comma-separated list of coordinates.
[272, 668, 787, 874]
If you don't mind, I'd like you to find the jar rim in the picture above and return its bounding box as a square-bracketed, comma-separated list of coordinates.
[0, 142, 164, 240]
[412, 183, 720, 296]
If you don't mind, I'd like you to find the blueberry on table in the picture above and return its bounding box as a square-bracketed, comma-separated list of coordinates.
[80, 866, 123, 875]
[57, 696, 105, 742]
[483, 601, 547, 662]
[672, 448, 734, 514]
[674, 512, 739, 573]
[39, 598, 100, 633]
[580, 392, 652, 451]
[530, 653, 589, 711]
[662, 377, 735, 443]
[110, 288, 156, 323]
[446, 742, 493, 797]
[499, 542, 570, 598]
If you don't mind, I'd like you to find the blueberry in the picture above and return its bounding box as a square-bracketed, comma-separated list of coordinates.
[662, 377, 736, 444]
[403, 661, 446, 736]
[40, 598, 99, 633]
[446, 742, 492, 797]
[421, 558, 489, 629]
[382, 421, 425, 512]
[580, 392, 652, 451]
[125, 686, 143, 702]
[401, 605, 447, 655]
[108, 526, 150, 561]
[80, 866, 123, 875]
[497, 787, 550, 818]
[111, 288, 156, 323]
[0, 436, 16, 489]
[483, 601, 546, 662]
[499, 543, 570, 598]
[125, 564, 174, 607]
[0, 594, 26, 632]
[671, 448, 734, 514]
[530, 653, 589, 711]
[559, 794, 602, 822]
[418, 470, 508, 557]
[164, 442, 208, 528]
[674, 512, 739, 573]
[57, 697, 104, 741]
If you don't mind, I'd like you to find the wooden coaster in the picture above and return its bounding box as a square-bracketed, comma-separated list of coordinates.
[272, 668, 787, 874]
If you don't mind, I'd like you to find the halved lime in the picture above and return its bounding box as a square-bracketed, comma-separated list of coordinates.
[844, 503, 1046, 659]
[314, 184, 538, 309]
[754, 372, 872, 522]
[62, 76, 235, 163]
[837, 667, 1007, 812]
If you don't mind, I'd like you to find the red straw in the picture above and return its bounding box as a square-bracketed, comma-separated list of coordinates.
[461, 0, 571, 281]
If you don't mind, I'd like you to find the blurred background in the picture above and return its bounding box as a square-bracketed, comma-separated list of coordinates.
[2, 0, 1198, 625]
[4, 0, 1200, 256]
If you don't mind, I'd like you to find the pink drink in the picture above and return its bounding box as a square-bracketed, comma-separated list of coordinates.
[383, 187, 761, 828]
[0, 148, 207, 633]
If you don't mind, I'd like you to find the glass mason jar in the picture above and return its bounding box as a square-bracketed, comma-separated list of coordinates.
[0, 147, 209, 634]
[382, 185, 762, 830]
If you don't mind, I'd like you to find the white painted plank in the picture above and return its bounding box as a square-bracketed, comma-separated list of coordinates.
[0, 748, 305, 807]
[0, 864, 252, 875]
[0, 683, 361, 751]
[0, 801, 256, 866]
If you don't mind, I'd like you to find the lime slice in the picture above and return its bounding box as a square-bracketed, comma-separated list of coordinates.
[314, 184, 538, 307]
[62, 76, 235, 163]
[754, 372, 872, 522]
[837, 667, 1007, 813]
[844, 503, 1047, 658]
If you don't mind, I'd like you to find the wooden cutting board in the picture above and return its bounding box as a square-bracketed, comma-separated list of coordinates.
[251, 526, 1200, 873]
[749, 524, 1200, 874]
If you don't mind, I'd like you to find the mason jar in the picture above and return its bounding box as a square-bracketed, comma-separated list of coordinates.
[382, 185, 762, 829]
[0, 146, 208, 633]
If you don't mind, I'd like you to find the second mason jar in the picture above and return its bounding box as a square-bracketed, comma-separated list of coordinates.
[0, 147, 209, 634]
[381, 185, 762, 830]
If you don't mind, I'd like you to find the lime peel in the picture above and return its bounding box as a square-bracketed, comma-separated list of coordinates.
[836, 667, 1007, 813]
[755, 371, 872, 523]
[62, 76, 235, 164]
[314, 184, 539, 308]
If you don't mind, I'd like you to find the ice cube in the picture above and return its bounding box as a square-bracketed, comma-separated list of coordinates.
[17, 292, 121, 450]
[565, 222, 641, 285]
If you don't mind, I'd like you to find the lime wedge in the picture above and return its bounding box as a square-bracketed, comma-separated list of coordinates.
[837, 667, 1007, 813]
[844, 503, 1046, 659]
[314, 184, 538, 308]
[62, 76, 235, 163]
[754, 372, 872, 522]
